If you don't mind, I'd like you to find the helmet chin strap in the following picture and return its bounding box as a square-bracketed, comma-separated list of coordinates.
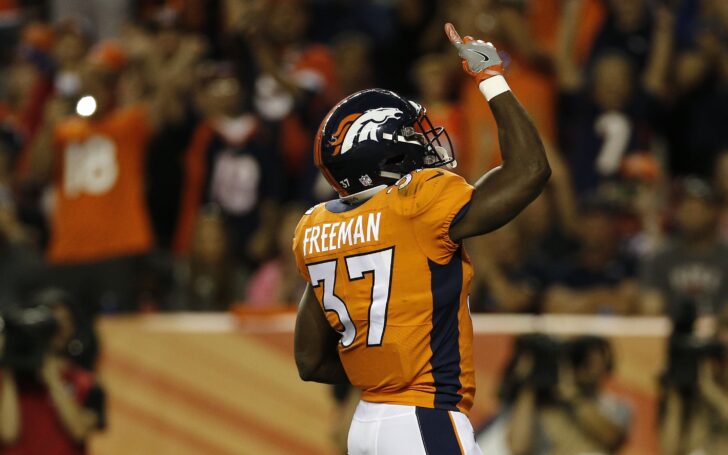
[341, 185, 388, 204]
[434, 145, 457, 169]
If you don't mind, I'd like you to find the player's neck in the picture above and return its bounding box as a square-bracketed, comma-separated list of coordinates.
[341, 185, 387, 204]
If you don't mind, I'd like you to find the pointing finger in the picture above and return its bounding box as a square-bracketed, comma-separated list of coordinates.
[444, 22, 462, 46]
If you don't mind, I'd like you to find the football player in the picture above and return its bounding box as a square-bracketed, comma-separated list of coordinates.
[293, 23, 550, 454]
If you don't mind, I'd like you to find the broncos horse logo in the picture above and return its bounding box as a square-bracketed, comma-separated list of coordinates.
[330, 108, 403, 156]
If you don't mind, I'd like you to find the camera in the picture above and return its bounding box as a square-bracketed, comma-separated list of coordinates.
[662, 299, 726, 389]
[663, 336, 724, 389]
[0, 304, 58, 374]
[500, 334, 563, 402]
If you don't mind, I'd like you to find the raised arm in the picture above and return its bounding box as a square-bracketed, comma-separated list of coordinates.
[26, 97, 69, 184]
[444, 23, 550, 242]
[294, 284, 350, 384]
[555, 0, 584, 91]
[642, 7, 674, 96]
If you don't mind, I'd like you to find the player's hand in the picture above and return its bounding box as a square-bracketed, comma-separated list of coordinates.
[445, 22, 503, 83]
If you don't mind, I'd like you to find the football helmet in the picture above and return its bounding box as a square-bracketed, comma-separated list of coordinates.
[314, 88, 456, 198]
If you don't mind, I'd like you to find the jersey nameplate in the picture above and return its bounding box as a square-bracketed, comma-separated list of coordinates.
[302, 212, 381, 256]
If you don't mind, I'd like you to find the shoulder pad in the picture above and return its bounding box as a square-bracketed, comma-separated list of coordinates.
[386, 169, 470, 218]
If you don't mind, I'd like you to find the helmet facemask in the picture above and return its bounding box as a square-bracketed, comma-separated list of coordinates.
[379, 108, 456, 179]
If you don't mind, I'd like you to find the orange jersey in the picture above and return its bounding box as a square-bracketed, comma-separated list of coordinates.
[293, 168, 476, 414]
[48, 105, 153, 263]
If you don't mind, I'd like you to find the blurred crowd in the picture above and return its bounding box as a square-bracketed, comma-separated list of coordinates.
[0, 0, 726, 322]
[1, 2, 728, 454]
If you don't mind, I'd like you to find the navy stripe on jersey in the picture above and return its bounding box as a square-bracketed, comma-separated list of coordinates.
[428, 249, 463, 410]
[452, 202, 471, 226]
[415, 407, 463, 455]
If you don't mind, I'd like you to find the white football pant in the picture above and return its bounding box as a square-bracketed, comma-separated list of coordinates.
[348, 401, 483, 455]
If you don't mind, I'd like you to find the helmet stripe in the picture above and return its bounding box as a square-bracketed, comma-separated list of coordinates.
[315, 108, 347, 196]
[330, 113, 361, 156]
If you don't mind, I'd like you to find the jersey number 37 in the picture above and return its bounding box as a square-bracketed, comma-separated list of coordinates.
[306, 248, 394, 348]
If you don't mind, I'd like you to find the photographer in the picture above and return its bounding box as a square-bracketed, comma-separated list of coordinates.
[502, 334, 631, 455]
[660, 306, 728, 455]
[0, 290, 104, 454]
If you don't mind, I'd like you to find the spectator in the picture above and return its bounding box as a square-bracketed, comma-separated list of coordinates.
[245, 0, 337, 202]
[543, 201, 639, 315]
[6, 23, 77, 240]
[501, 334, 631, 455]
[641, 177, 728, 316]
[0, 289, 105, 455]
[171, 207, 246, 311]
[27, 39, 189, 314]
[135, 13, 207, 250]
[12, 22, 92, 177]
[173, 67, 282, 267]
[556, 0, 672, 195]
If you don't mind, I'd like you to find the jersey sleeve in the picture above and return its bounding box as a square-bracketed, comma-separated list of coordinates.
[395, 169, 474, 264]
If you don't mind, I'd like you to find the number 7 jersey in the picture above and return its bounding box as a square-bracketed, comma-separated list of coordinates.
[292, 168, 476, 414]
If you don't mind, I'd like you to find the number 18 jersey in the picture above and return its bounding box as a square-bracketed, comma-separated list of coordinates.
[49, 105, 153, 263]
[292, 168, 476, 414]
